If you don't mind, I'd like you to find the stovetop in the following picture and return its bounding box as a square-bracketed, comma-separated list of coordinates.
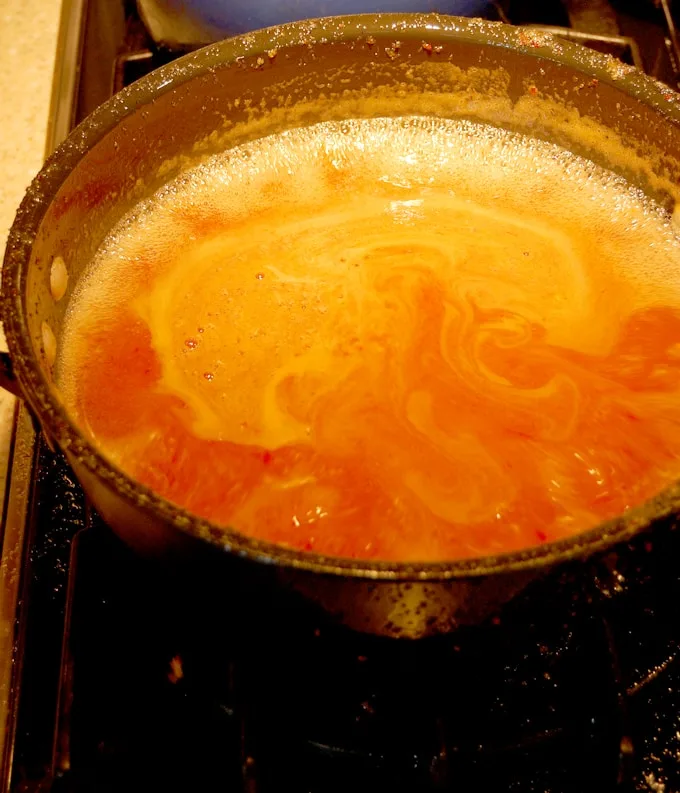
[4, 1, 680, 791]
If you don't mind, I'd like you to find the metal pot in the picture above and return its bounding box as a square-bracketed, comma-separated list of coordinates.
[136, 0, 498, 47]
[3, 14, 680, 639]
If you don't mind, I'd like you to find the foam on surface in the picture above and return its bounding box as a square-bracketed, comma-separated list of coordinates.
[59, 117, 680, 561]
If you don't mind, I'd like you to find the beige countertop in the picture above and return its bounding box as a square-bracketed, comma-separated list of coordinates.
[0, 0, 62, 748]
[0, 0, 62, 496]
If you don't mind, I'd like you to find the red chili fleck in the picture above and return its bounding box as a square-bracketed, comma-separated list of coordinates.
[644, 541, 653, 553]
[167, 655, 184, 684]
[528, 85, 538, 96]
[491, 616, 501, 626]
[590, 78, 599, 87]
[421, 41, 433, 54]
[536, 530, 548, 542]
[262, 450, 272, 464]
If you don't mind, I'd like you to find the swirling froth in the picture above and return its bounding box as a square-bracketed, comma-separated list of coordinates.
[59, 117, 680, 561]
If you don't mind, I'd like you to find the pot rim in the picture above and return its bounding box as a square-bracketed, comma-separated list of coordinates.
[4, 12, 680, 582]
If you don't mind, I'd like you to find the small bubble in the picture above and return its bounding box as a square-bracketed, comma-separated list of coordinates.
[197, 327, 205, 333]
[203, 372, 214, 381]
[255, 272, 265, 280]
[185, 338, 199, 349]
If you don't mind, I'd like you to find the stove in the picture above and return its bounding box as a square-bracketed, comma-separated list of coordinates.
[3, 2, 680, 791]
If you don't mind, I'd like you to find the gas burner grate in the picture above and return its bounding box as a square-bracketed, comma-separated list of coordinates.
[529, 25, 644, 68]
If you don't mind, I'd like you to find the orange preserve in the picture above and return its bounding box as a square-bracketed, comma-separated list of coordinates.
[58, 117, 680, 562]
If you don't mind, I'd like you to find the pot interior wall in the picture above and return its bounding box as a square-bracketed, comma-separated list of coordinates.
[14, 17, 680, 463]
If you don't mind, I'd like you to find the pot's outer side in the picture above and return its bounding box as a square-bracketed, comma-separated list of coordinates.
[5, 14, 680, 637]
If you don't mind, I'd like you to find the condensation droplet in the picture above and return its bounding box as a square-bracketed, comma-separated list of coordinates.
[42, 321, 57, 368]
[50, 255, 68, 301]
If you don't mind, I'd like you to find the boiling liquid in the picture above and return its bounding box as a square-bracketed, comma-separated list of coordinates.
[59, 117, 680, 561]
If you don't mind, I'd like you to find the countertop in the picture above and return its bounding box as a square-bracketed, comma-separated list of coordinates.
[0, 0, 62, 500]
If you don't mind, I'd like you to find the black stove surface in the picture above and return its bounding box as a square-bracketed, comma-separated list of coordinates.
[6, 2, 680, 792]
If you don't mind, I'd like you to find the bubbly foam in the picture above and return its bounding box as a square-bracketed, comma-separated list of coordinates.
[59, 116, 680, 561]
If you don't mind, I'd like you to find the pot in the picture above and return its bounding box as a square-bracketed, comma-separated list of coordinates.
[3, 14, 680, 639]
[136, 0, 498, 48]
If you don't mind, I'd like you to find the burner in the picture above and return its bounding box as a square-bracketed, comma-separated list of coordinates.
[5, 2, 680, 792]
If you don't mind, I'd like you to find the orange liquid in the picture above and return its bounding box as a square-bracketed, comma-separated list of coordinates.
[59, 117, 680, 561]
